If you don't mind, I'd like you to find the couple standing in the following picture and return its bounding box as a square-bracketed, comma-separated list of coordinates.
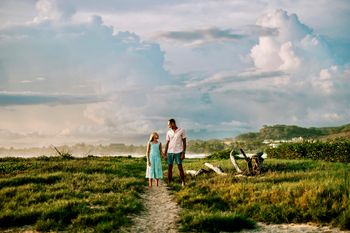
[146, 119, 186, 187]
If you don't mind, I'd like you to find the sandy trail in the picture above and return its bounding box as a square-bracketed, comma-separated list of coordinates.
[122, 182, 349, 233]
[5, 183, 350, 233]
[123, 182, 180, 233]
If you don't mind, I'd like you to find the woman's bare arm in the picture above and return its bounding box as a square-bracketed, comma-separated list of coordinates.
[146, 142, 150, 165]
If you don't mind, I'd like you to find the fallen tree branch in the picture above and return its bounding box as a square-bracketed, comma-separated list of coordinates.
[186, 149, 265, 177]
[239, 148, 264, 175]
[186, 168, 209, 177]
[230, 150, 243, 173]
[204, 162, 227, 176]
[51, 145, 63, 156]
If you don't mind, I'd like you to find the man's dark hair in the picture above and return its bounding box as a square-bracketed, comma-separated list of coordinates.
[169, 119, 176, 125]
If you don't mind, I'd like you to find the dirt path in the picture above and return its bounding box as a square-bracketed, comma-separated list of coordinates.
[122, 182, 350, 233]
[122, 182, 180, 233]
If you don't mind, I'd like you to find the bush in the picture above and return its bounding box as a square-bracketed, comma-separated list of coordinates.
[266, 140, 350, 163]
[180, 211, 256, 232]
[207, 149, 237, 160]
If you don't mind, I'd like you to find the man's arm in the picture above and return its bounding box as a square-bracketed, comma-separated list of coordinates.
[164, 141, 169, 159]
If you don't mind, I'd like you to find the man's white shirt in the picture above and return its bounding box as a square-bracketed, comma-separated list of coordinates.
[166, 128, 186, 153]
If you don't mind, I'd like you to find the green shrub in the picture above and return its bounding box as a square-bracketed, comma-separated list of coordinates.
[207, 149, 236, 160]
[180, 211, 256, 232]
[266, 140, 350, 162]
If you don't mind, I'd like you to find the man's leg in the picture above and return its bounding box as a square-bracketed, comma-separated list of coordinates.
[178, 164, 185, 185]
[168, 164, 173, 183]
[174, 153, 185, 185]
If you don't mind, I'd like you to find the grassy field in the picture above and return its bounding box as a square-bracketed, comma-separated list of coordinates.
[0, 156, 146, 232]
[169, 158, 350, 232]
[1, 155, 350, 232]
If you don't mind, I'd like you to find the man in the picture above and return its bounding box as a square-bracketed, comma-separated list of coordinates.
[164, 118, 186, 186]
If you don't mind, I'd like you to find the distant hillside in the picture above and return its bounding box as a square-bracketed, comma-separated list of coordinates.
[236, 123, 350, 141]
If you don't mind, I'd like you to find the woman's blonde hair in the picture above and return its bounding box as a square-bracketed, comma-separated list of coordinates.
[149, 132, 159, 142]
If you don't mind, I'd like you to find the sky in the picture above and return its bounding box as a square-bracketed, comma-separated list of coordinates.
[0, 0, 350, 147]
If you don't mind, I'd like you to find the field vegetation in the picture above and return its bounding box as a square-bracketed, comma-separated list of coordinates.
[267, 139, 350, 163]
[1, 139, 350, 232]
[0, 156, 146, 232]
[169, 158, 350, 232]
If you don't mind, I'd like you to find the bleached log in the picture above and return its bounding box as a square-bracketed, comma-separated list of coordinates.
[230, 150, 243, 173]
[186, 168, 209, 177]
[204, 162, 227, 176]
[186, 170, 197, 176]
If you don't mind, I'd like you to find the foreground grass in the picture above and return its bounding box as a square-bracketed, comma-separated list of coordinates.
[169, 158, 350, 232]
[0, 156, 146, 232]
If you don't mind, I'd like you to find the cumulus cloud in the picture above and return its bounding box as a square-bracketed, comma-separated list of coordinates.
[247, 9, 348, 100]
[0, 14, 169, 94]
[0, 3, 349, 147]
[34, 0, 75, 22]
[185, 9, 350, 130]
[250, 9, 336, 72]
[0, 7, 175, 145]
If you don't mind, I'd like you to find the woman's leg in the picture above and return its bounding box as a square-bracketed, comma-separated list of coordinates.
[156, 179, 159, 186]
[149, 178, 152, 187]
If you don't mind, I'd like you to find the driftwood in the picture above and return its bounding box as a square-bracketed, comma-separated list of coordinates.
[204, 162, 227, 176]
[230, 150, 243, 173]
[230, 149, 264, 176]
[186, 163, 227, 176]
[186, 168, 209, 176]
[51, 145, 73, 159]
[187, 148, 265, 177]
[52, 145, 63, 156]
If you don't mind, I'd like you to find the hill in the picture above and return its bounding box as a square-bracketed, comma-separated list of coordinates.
[236, 123, 350, 141]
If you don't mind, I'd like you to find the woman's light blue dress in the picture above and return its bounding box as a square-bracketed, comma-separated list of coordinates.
[146, 142, 163, 179]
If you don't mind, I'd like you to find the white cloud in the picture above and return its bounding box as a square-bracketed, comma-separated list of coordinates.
[0, 2, 350, 147]
[0, 9, 175, 145]
[250, 9, 334, 73]
[183, 9, 350, 131]
[0, 16, 169, 94]
[278, 41, 300, 71]
[314, 68, 333, 94]
[34, 0, 75, 22]
[251, 37, 282, 71]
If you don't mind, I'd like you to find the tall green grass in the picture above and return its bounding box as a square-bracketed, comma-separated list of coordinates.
[0, 156, 146, 232]
[170, 158, 350, 232]
[2, 156, 349, 232]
